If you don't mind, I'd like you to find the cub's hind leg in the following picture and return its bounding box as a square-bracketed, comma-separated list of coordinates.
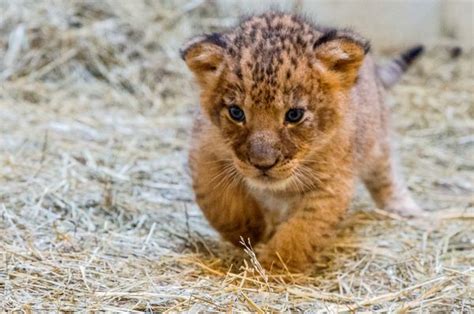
[361, 142, 423, 217]
[191, 160, 266, 246]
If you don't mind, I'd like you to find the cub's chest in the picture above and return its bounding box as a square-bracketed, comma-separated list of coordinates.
[250, 190, 295, 225]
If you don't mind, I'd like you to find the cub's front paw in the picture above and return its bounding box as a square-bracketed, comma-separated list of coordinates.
[256, 239, 314, 273]
[255, 245, 280, 271]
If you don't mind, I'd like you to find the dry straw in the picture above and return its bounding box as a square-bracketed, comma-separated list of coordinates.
[0, 0, 473, 311]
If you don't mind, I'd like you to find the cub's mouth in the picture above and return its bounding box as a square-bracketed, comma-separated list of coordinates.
[255, 172, 278, 182]
[241, 165, 295, 190]
[232, 156, 297, 190]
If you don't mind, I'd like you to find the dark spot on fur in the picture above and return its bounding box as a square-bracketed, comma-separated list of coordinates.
[313, 29, 370, 54]
[180, 32, 227, 60]
[313, 29, 338, 49]
[235, 67, 243, 80]
[205, 32, 227, 48]
[291, 57, 297, 67]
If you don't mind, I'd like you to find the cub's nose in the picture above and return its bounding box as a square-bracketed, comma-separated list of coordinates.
[247, 130, 280, 172]
[249, 156, 278, 171]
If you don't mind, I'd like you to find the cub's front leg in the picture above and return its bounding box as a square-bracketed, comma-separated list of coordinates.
[191, 157, 266, 246]
[257, 182, 352, 272]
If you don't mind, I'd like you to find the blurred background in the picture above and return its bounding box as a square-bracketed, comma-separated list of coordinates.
[218, 0, 473, 49]
[218, 0, 474, 49]
[0, 0, 473, 311]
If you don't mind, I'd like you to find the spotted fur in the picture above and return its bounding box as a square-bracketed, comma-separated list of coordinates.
[182, 12, 423, 272]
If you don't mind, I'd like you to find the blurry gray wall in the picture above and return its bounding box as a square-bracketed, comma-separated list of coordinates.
[217, 0, 473, 49]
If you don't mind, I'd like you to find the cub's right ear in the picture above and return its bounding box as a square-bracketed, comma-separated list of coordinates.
[180, 33, 227, 87]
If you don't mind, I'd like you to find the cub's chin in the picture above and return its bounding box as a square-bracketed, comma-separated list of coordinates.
[244, 175, 293, 191]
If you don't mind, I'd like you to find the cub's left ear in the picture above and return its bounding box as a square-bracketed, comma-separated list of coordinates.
[313, 30, 370, 88]
[180, 33, 227, 88]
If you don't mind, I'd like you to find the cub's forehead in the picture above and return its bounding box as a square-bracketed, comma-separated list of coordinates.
[224, 13, 319, 64]
[220, 13, 321, 100]
[230, 13, 319, 46]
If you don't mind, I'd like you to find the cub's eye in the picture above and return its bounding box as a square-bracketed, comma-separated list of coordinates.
[285, 108, 305, 123]
[228, 105, 245, 122]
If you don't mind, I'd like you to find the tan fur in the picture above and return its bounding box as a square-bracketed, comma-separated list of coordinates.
[182, 12, 422, 272]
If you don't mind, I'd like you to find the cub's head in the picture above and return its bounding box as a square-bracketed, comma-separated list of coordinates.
[181, 14, 369, 190]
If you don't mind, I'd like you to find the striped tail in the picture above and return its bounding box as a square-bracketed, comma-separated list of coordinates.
[377, 45, 424, 89]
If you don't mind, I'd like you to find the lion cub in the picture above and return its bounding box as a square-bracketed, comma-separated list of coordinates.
[181, 12, 424, 271]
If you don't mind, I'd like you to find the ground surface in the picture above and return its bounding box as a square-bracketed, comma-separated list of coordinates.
[1, 1, 473, 312]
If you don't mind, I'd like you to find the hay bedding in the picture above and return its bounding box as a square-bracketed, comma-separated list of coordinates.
[0, 0, 472, 311]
